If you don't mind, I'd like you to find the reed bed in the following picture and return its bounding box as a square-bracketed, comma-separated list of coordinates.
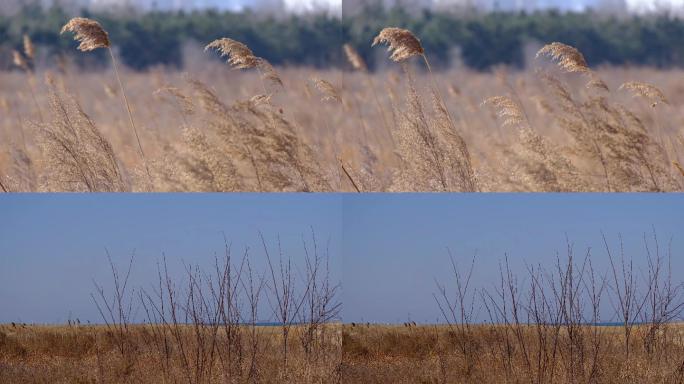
[1, 23, 684, 191]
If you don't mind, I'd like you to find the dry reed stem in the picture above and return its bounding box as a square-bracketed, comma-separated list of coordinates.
[339, 158, 361, 192]
[343, 44, 368, 72]
[12, 49, 45, 124]
[108, 47, 152, 185]
[674, 161, 684, 177]
[61, 17, 151, 186]
[346, 45, 393, 144]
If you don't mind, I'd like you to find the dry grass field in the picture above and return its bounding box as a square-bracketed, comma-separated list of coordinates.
[342, 323, 684, 384]
[343, 233, 684, 383]
[1, 23, 683, 192]
[0, 323, 342, 384]
[0, 232, 342, 383]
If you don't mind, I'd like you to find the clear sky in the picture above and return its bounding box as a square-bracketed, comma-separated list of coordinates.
[342, 194, 684, 324]
[1, 194, 682, 325]
[0, 194, 342, 324]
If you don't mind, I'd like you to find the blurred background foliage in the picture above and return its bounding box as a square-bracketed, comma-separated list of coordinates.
[2, 4, 684, 71]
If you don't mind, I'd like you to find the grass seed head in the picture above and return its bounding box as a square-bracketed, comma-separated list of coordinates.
[482, 96, 526, 128]
[61, 18, 111, 52]
[619, 81, 669, 107]
[372, 27, 424, 62]
[311, 78, 342, 103]
[205, 38, 259, 69]
[537, 42, 590, 74]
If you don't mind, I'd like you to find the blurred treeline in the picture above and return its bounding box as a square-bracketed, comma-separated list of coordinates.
[0, 4, 344, 70]
[349, 5, 684, 70]
[3, 4, 684, 71]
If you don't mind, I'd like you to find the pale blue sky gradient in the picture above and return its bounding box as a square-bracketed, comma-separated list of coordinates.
[1, 194, 682, 324]
[342, 194, 684, 324]
[0, 194, 342, 324]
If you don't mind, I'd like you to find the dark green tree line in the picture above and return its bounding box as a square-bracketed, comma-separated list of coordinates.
[3, 4, 684, 71]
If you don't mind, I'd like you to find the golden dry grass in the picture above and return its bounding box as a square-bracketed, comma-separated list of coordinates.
[0, 323, 341, 384]
[1, 31, 684, 192]
[342, 323, 684, 384]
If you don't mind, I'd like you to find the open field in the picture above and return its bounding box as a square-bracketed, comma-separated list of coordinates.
[1, 24, 683, 192]
[342, 231, 684, 383]
[0, 323, 342, 384]
[0, 228, 342, 383]
[342, 323, 684, 384]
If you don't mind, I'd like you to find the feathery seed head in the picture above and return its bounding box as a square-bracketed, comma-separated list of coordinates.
[205, 38, 259, 69]
[536, 42, 589, 74]
[343, 43, 368, 72]
[372, 27, 424, 62]
[482, 96, 526, 128]
[61, 18, 111, 52]
[311, 78, 342, 103]
[619, 81, 669, 107]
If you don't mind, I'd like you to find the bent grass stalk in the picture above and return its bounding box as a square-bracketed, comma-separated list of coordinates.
[61, 17, 151, 185]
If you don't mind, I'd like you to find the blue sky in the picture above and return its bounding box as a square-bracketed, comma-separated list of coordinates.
[0, 194, 682, 324]
[0, 194, 342, 324]
[342, 194, 684, 324]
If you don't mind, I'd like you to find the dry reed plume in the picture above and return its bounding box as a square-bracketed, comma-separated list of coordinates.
[60, 18, 111, 51]
[372, 28, 424, 63]
[620, 81, 670, 107]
